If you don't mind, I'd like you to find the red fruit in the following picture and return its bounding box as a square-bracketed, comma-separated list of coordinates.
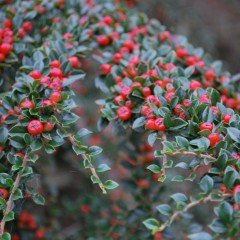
[207, 133, 221, 147]
[141, 106, 153, 118]
[222, 114, 231, 124]
[50, 67, 63, 78]
[176, 48, 188, 58]
[199, 122, 213, 132]
[145, 119, 156, 130]
[183, 99, 191, 107]
[0, 43, 12, 55]
[159, 31, 170, 41]
[50, 60, 61, 68]
[142, 87, 151, 97]
[233, 185, 240, 195]
[99, 64, 111, 75]
[112, 53, 122, 64]
[204, 69, 215, 81]
[4, 19, 12, 28]
[137, 179, 150, 189]
[154, 232, 163, 240]
[211, 106, 219, 116]
[0, 53, 6, 62]
[23, 21, 32, 32]
[154, 117, 166, 131]
[145, 95, 161, 107]
[42, 99, 53, 107]
[123, 40, 134, 52]
[102, 15, 113, 25]
[35, 229, 45, 240]
[27, 120, 43, 135]
[116, 106, 131, 121]
[97, 35, 110, 46]
[20, 99, 34, 109]
[29, 70, 42, 80]
[43, 122, 54, 132]
[0, 188, 8, 199]
[190, 80, 202, 90]
[50, 91, 62, 103]
[68, 56, 80, 68]
[18, 28, 26, 38]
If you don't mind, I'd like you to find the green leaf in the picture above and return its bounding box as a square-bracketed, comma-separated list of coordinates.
[104, 180, 119, 189]
[147, 164, 161, 173]
[32, 193, 45, 205]
[176, 136, 189, 149]
[143, 218, 159, 231]
[188, 232, 212, 240]
[0, 127, 8, 144]
[72, 145, 86, 155]
[12, 189, 23, 201]
[199, 175, 214, 193]
[217, 201, 233, 223]
[76, 128, 92, 138]
[156, 204, 172, 216]
[0, 232, 11, 240]
[96, 164, 111, 173]
[132, 117, 146, 129]
[62, 73, 85, 87]
[88, 146, 103, 156]
[170, 193, 188, 204]
[4, 211, 14, 222]
[170, 118, 188, 130]
[223, 166, 239, 189]
[227, 127, 240, 143]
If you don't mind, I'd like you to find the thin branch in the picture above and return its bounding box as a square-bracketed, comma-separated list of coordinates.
[157, 193, 232, 232]
[0, 154, 28, 236]
[167, 151, 217, 161]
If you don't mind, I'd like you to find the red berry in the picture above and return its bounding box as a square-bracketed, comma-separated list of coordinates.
[204, 69, 215, 81]
[199, 122, 213, 132]
[18, 28, 26, 38]
[0, 43, 12, 55]
[23, 21, 32, 32]
[4, 19, 12, 28]
[50, 91, 62, 103]
[190, 80, 202, 91]
[116, 106, 131, 121]
[27, 120, 43, 135]
[50, 68, 63, 78]
[97, 35, 110, 46]
[20, 99, 34, 109]
[50, 60, 61, 68]
[233, 185, 240, 195]
[99, 64, 111, 75]
[154, 117, 166, 131]
[112, 53, 122, 64]
[0, 188, 8, 199]
[43, 122, 54, 132]
[102, 15, 113, 25]
[145, 119, 156, 130]
[29, 70, 42, 80]
[207, 133, 221, 147]
[68, 56, 80, 68]
[0, 53, 6, 62]
[222, 114, 231, 124]
[176, 48, 188, 58]
[159, 31, 170, 41]
[142, 87, 151, 97]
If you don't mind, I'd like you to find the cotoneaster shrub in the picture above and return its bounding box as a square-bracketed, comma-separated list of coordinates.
[0, 0, 239, 239]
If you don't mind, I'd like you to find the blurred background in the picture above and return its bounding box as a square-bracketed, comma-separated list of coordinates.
[139, 0, 240, 74]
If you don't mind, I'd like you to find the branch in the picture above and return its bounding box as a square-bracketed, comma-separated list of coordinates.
[0, 154, 28, 236]
[157, 193, 232, 232]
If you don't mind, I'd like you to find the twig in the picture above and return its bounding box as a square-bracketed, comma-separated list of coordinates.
[157, 193, 232, 232]
[0, 154, 28, 236]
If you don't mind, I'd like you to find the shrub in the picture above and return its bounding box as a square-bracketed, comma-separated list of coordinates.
[0, 0, 239, 239]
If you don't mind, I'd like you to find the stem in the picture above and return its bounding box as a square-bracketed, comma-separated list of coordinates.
[157, 193, 232, 232]
[0, 154, 28, 236]
[56, 122, 107, 193]
[168, 151, 217, 161]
